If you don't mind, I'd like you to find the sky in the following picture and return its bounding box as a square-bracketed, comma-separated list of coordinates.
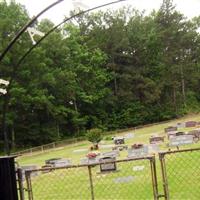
[14, 0, 200, 24]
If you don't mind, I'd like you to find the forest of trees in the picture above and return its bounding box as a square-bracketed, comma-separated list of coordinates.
[1, 0, 200, 151]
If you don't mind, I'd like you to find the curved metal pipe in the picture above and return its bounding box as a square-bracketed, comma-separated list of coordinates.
[0, 0, 64, 62]
[17, 0, 126, 66]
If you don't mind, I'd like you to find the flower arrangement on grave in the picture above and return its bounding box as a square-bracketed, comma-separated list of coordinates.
[131, 143, 143, 149]
[86, 152, 98, 159]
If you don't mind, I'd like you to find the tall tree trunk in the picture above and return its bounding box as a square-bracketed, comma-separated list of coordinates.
[56, 121, 60, 139]
[11, 126, 15, 150]
[173, 86, 177, 114]
[180, 65, 186, 107]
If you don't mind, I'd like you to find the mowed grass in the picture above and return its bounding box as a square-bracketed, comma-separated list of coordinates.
[18, 114, 200, 200]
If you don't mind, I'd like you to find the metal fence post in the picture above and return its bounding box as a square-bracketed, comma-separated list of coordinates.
[88, 165, 95, 200]
[149, 156, 159, 200]
[159, 153, 169, 200]
[17, 168, 25, 200]
[25, 171, 33, 200]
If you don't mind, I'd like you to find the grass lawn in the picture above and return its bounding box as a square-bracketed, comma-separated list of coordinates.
[18, 114, 200, 200]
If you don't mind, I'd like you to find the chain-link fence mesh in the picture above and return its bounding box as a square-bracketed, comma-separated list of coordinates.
[159, 148, 200, 200]
[23, 157, 156, 200]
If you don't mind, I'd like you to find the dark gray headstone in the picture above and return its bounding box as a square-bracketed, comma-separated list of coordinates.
[99, 157, 116, 172]
[113, 137, 125, 145]
[164, 126, 177, 133]
[149, 136, 164, 144]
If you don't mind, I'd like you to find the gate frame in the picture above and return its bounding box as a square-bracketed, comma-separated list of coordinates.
[159, 147, 200, 200]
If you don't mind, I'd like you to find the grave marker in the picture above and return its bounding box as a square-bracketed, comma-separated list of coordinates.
[149, 135, 164, 144]
[99, 157, 116, 172]
[101, 150, 120, 158]
[114, 176, 134, 183]
[169, 135, 194, 146]
[113, 137, 125, 145]
[164, 126, 177, 133]
[133, 166, 145, 171]
[185, 121, 197, 128]
[127, 145, 149, 158]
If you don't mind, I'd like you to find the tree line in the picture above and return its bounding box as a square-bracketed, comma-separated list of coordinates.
[1, 0, 200, 150]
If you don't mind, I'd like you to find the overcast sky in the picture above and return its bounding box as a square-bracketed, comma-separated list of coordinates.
[15, 0, 200, 24]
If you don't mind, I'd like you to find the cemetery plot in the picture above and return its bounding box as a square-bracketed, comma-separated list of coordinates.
[165, 126, 177, 133]
[113, 137, 125, 145]
[169, 135, 194, 146]
[45, 158, 72, 167]
[176, 122, 185, 128]
[127, 145, 149, 158]
[99, 157, 117, 172]
[101, 150, 120, 158]
[112, 145, 128, 151]
[92, 158, 154, 200]
[187, 129, 200, 142]
[149, 135, 164, 144]
[185, 121, 197, 128]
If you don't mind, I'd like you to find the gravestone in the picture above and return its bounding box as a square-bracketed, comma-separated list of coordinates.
[133, 165, 145, 171]
[45, 158, 61, 165]
[53, 159, 72, 167]
[127, 145, 149, 158]
[169, 135, 194, 146]
[148, 144, 159, 153]
[113, 137, 125, 145]
[45, 158, 71, 167]
[114, 176, 134, 183]
[167, 131, 185, 139]
[164, 126, 177, 133]
[99, 157, 117, 172]
[101, 150, 120, 158]
[149, 135, 164, 144]
[187, 129, 200, 142]
[185, 121, 197, 128]
[80, 157, 99, 165]
[177, 122, 185, 129]
[112, 145, 128, 151]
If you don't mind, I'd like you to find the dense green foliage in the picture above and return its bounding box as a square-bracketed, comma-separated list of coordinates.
[86, 128, 102, 145]
[1, 0, 200, 150]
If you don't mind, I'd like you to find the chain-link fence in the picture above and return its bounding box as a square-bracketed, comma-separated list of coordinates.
[159, 147, 200, 200]
[19, 156, 157, 200]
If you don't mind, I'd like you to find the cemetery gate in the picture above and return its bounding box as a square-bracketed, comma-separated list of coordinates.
[16, 147, 200, 200]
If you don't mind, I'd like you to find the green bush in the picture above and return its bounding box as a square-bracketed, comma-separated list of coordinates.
[86, 128, 102, 145]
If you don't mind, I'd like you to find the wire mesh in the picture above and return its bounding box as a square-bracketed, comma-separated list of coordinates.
[24, 157, 155, 200]
[160, 148, 200, 200]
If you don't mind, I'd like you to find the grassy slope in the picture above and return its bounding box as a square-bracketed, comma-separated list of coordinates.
[18, 114, 200, 200]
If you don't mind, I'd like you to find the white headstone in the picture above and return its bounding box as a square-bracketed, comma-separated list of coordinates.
[127, 146, 149, 158]
[169, 135, 194, 146]
[133, 165, 145, 171]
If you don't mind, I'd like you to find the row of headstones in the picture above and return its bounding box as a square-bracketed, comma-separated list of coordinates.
[164, 121, 200, 146]
[165, 121, 200, 133]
